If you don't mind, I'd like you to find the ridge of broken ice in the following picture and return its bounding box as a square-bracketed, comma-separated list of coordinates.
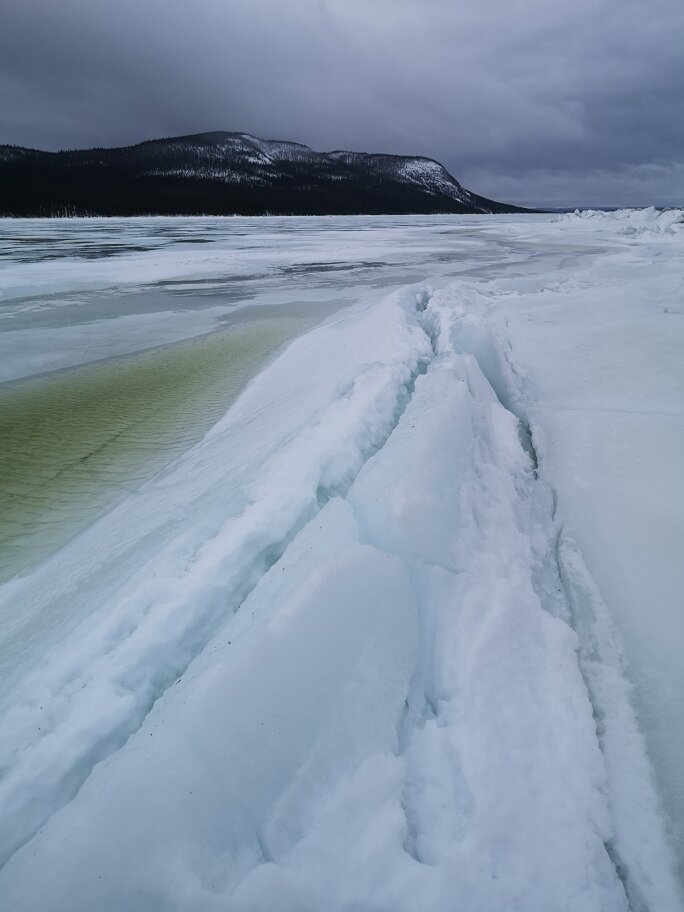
[559, 206, 684, 235]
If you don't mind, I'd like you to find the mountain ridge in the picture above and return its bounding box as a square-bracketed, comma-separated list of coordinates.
[0, 131, 527, 216]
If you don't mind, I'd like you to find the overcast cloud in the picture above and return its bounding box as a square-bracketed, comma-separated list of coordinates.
[1, 0, 682, 206]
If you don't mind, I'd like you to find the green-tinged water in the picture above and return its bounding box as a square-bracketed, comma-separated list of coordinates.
[0, 315, 311, 582]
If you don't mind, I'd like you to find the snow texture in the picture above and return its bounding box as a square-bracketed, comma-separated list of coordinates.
[0, 210, 682, 911]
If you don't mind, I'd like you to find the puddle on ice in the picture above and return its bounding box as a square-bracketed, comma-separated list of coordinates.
[0, 314, 313, 581]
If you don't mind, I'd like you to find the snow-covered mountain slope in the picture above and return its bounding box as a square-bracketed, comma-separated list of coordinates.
[0, 131, 523, 216]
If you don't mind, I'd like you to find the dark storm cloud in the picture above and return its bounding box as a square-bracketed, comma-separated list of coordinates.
[1, 0, 683, 206]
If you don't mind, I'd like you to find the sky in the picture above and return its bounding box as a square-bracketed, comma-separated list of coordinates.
[1, 0, 683, 208]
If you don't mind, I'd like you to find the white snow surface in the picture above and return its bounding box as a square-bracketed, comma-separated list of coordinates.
[0, 211, 682, 911]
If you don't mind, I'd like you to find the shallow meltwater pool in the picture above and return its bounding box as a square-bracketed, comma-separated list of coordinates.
[0, 314, 313, 582]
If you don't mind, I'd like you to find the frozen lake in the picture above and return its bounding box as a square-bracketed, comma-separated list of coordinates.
[0, 215, 536, 583]
[0, 212, 682, 910]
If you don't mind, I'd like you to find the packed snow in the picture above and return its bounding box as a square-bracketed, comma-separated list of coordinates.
[0, 210, 682, 911]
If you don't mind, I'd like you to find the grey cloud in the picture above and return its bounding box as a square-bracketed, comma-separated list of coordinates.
[1, 0, 682, 206]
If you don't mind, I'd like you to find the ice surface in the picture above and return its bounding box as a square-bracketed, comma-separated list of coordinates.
[445, 215, 684, 883]
[0, 211, 682, 910]
[0, 284, 432, 866]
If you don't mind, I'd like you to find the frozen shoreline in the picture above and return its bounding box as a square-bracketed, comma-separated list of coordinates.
[0, 211, 682, 909]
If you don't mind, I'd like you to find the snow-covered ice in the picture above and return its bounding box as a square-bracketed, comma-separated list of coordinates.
[0, 210, 682, 910]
